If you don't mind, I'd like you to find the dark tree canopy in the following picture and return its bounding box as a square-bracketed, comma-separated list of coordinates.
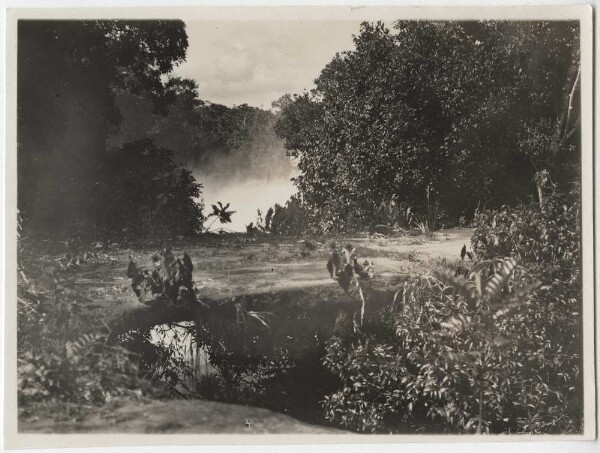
[18, 20, 192, 237]
[103, 140, 205, 239]
[275, 21, 580, 232]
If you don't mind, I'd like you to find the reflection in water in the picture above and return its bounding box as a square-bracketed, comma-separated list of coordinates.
[145, 294, 347, 425]
[149, 322, 216, 394]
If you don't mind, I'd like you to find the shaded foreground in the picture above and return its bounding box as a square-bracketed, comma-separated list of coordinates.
[19, 399, 344, 434]
[18, 229, 471, 433]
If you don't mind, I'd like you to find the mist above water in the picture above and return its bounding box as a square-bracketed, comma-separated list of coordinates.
[198, 171, 298, 232]
[168, 100, 299, 232]
[192, 137, 299, 232]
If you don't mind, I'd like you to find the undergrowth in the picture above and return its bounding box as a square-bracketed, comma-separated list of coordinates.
[322, 187, 582, 434]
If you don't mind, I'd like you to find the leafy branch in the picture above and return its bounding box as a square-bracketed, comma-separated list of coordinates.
[435, 257, 540, 433]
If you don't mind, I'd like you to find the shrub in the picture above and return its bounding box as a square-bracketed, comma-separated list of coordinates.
[322, 188, 582, 434]
[18, 340, 141, 406]
[471, 189, 580, 263]
[323, 263, 536, 434]
[267, 196, 309, 235]
[322, 276, 453, 432]
[17, 288, 143, 406]
[471, 187, 582, 433]
[17, 246, 145, 409]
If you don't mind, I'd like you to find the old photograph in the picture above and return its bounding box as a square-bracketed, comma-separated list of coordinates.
[4, 5, 594, 448]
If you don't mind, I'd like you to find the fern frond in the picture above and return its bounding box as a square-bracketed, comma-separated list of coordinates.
[66, 333, 106, 358]
[435, 269, 481, 306]
[484, 257, 517, 298]
[492, 302, 523, 320]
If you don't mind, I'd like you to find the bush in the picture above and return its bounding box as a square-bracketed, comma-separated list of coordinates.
[324, 268, 529, 433]
[471, 189, 580, 263]
[322, 188, 582, 434]
[323, 276, 461, 433]
[267, 196, 309, 235]
[17, 288, 143, 406]
[471, 187, 582, 433]
[17, 247, 145, 409]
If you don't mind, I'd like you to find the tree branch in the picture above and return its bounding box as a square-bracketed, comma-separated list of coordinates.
[563, 65, 581, 139]
[552, 57, 580, 155]
[564, 116, 581, 142]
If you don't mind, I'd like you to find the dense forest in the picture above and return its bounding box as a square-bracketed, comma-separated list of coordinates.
[18, 20, 580, 238]
[16, 19, 584, 436]
[18, 20, 290, 239]
[274, 21, 580, 232]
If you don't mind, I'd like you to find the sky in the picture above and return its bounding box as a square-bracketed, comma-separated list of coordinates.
[172, 20, 365, 231]
[173, 20, 363, 108]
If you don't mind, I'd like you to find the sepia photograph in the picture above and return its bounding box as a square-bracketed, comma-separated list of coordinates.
[3, 5, 595, 449]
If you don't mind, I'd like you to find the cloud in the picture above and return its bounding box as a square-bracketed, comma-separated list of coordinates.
[174, 21, 362, 108]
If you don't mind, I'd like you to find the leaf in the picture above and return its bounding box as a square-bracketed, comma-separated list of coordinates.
[492, 302, 523, 319]
[182, 252, 193, 274]
[441, 314, 472, 333]
[435, 269, 480, 306]
[492, 335, 511, 347]
[511, 281, 542, 301]
[484, 257, 517, 298]
[126, 257, 139, 279]
[246, 311, 273, 330]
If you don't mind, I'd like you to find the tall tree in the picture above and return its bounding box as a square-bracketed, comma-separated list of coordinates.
[18, 20, 189, 235]
[275, 20, 580, 231]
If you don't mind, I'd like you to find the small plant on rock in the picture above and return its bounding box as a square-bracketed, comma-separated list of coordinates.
[126, 249, 196, 306]
[327, 244, 374, 327]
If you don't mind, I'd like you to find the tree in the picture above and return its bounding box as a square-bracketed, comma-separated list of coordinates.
[102, 140, 204, 239]
[18, 20, 189, 236]
[440, 21, 580, 217]
[205, 202, 236, 231]
[275, 21, 580, 231]
[112, 81, 293, 182]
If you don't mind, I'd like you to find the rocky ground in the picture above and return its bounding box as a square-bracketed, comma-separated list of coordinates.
[18, 228, 472, 434]
[19, 399, 344, 434]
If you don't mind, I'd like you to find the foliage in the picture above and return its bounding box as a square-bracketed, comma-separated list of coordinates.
[322, 186, 582, 434]
[18, 340, 141, 406]
[205, 202, 236, 232]
[265, 196, 310, 235]
[275, 21, 580, 231]
[17, 250, 144, 407]
[103, 140, 205, 240]
[127, 248, 196, 305]
[111, 84, 293, 182]
[471, 186, 582, 432]
[118, 323, 209, 399]
[326, 243, 375, 328]
[18, 20, 189, 236]
[471, 188, 580, 263]
[18, 245, 200, 411]
[323, 258, 578, 433]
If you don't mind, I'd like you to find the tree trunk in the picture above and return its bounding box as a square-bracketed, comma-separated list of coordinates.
[550, 51, 580, 160]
